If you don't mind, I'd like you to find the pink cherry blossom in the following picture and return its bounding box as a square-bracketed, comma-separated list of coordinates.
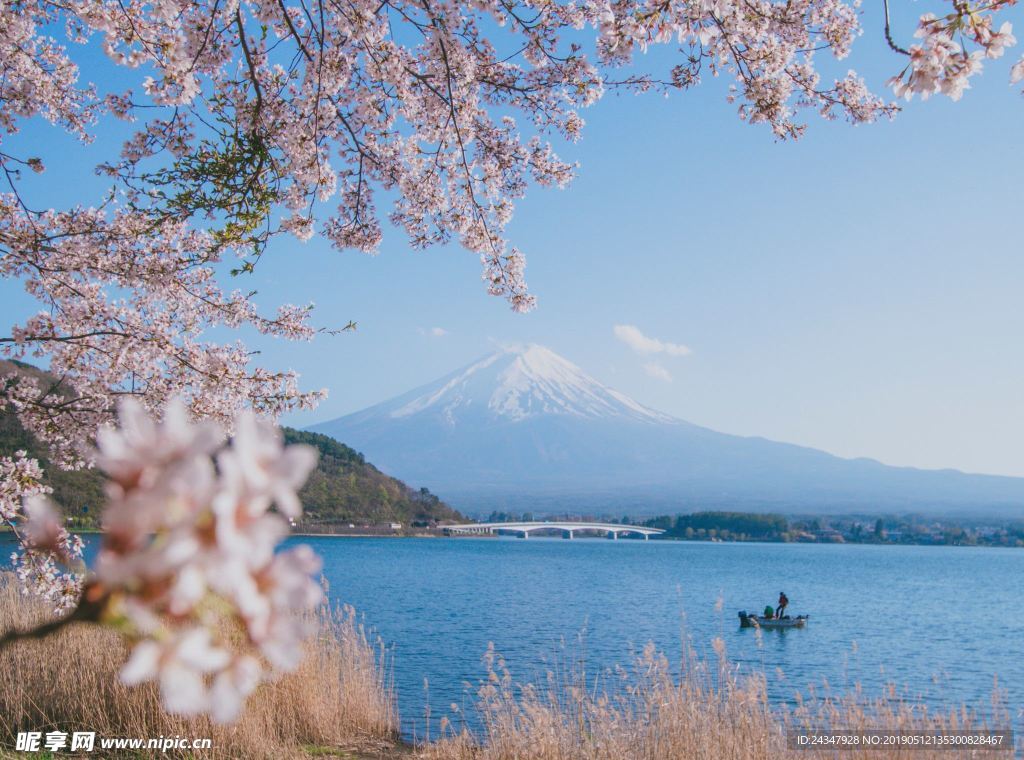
[888, 5, 1018, 101]
[0, 451, 49, 523]
[0, 3, 1017, 449]
[210, 655, 262, 724]
[120, 629, 232, 716]
[0, 454, 84, 611]
[1011, 55, 1024, 83]
[218, 412, 318, 520]
[3, 400, 323, 722]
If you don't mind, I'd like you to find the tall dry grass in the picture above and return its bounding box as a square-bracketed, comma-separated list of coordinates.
[0, 574, 398, 759]
[418, 637, 1014, 760]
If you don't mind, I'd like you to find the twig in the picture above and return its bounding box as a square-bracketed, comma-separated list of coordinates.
[884, 0, 911, 55]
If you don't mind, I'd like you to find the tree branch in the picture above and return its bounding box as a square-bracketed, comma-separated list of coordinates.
[0, 583, 107, 654]
[883, 0, 911, 56]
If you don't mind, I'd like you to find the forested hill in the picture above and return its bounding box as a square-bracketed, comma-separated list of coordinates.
[282, 429, 463, 526]
[0, 360, 462, 528]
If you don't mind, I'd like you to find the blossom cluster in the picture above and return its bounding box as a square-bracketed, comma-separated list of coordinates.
[593, 0, 897, 138]
[12, 400, 322, 723]
[0, 451, 49, 524]
[889, 4, 1019, 101]
[1, 452, 83, 613]
[0, 200, 326, 470]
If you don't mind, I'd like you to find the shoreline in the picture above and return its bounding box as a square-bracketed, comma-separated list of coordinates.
[288, 533, 1021, 550]
[4, 526, 1019, 550]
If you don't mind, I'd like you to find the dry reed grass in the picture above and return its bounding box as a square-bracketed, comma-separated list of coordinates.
[417, 638, 1014, 760]
[0, 574, 398, 759]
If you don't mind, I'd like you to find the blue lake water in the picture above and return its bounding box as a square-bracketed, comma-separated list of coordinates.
[304, 536, 1023, 740]
[6, 535, 1022, 740]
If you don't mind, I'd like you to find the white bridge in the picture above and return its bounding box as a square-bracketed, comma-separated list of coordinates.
[443, 521, 665, 540]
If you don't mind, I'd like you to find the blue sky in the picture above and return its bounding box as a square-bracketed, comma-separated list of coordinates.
[3, 4, 1024, 477]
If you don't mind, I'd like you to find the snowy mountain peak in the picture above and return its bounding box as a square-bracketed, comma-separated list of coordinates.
[390, 344, 676, 424]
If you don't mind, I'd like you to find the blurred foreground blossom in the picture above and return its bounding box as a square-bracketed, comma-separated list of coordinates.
[0, 399, 321, 723]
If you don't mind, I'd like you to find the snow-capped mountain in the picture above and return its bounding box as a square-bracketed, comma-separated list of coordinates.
[383, 344, 673, 425]
[311, 345, 1024, 516]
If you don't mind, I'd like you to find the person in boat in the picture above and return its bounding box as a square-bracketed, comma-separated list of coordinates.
[762, 604, 774, 619]
[776, 591, 789, 619]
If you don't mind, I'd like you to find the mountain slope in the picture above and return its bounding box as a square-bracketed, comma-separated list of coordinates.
[282, 429, 463, 525]
[0, 360, 460, 527]
[310, 345, 1024, 517]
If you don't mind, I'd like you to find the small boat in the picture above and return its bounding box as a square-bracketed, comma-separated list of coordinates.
[738, 611, 809, 629]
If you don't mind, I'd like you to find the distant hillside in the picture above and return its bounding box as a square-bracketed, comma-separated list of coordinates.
[283, 428, 463, 526]
[0, 360, 461, 527]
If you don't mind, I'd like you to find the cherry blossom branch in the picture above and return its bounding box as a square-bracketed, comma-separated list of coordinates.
[0, 582, 108, 653]
[0, 613, 79, 652]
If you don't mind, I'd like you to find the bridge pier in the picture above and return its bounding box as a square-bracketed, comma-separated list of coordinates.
[607, 531, 618, 540]
[562, 529, 574, 540]
[643, 533, 649, 541]
[518, 530, 529, 539]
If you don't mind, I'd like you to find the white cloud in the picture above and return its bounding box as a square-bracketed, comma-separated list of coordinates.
[613, 325, 691, 357]
[419, 326, 448, 337]
[643, 362, 673, 382]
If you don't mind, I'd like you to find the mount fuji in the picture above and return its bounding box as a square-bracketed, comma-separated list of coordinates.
[310, 344, 1024, 517]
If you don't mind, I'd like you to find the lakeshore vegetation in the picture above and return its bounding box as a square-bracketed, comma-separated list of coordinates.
[641, 511, 1024, 548]
[0, 572, 1010, 760]
[0, 574, 396, 760]
[479, 509, 1024, 548]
